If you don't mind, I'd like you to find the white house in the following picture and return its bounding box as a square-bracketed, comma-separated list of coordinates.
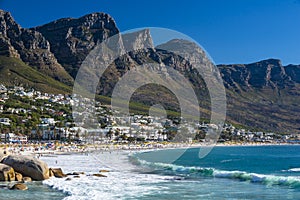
[0, 118, 10, 126]
[41, 118, 56, 125]
[1, 133, 27, 143]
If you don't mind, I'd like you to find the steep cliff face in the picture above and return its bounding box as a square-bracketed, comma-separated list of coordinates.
[285, 64, 300, 84]
[35, 13, 119, 78]
[122, 29, 154, 50]
[217, 59, 296, 91]
[0, 10, 73, 85]
[0, 10, 20, 58]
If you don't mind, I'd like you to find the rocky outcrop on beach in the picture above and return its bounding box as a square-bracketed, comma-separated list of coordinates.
[0, 154, 49, 191]
[50, 168, 67, 178]
[1, 155, 49, 181]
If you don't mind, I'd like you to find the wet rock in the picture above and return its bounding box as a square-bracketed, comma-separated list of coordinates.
[50, 168, 67, 178]
[15, 172, 23, 182]
[67, 171, 85, 176]
[10, 183, 28, 190]
[93, 173, 107, 177]
[22, 177, 32, 182]
[99, 169, 110, 173]
[49, 169, 54, 177]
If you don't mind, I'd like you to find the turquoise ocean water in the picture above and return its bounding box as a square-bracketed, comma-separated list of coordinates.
[133, 145, 300, 199]
[2, 145, 300, 200]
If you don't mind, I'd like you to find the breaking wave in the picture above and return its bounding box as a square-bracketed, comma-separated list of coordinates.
[131, 154, 300, 189]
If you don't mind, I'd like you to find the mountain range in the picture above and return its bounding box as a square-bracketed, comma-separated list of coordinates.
[0, 10, 299, 134]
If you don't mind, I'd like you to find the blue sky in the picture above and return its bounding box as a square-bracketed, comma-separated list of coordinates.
[1, 0, 300, 65]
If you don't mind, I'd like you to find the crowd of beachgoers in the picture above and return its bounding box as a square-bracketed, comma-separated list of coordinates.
[1, 140, 298, 158]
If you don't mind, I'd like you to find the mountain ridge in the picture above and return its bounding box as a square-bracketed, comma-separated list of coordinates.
[0, 10, 299, 133]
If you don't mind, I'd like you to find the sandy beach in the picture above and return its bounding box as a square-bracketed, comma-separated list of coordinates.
[1, 140, 298, 159]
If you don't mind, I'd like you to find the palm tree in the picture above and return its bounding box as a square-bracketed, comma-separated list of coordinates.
[47, 126, 51, 141]
[83, 130, 88, 143]
[37, 129, 42, 141]
[0, 123, 3, 142]
[75, 129, 80, 141]
[27, 126, 32, 140]
[64, 127, 68, 142]
[53, 127, 57, 141]
[4, 127, 10, 143]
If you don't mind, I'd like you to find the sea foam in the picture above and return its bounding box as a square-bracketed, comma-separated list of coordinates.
[41, 151, 176, 200]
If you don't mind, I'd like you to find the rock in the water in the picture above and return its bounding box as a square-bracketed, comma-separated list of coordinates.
[10, 183, 28, 190]
[67, 171, 85, 176]
[0, 163, 15, 181]
[67, 172, 78, 176]
[1, 155, 49, 181]
[65, 177, 72, 181]
[93, 173, 107, 177]
[0, 185, 9, 189]
[50, 168, 67, 178]
[22, 177, 32, 182]
[49, 169, 54, 177]
[15, 172, 23, 182]
[73, 175, 80, 178]
[99, 169, 110, 173]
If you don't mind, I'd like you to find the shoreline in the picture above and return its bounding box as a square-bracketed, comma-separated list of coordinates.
[1, 141, 300, 158]
[1, 142, 298, 200]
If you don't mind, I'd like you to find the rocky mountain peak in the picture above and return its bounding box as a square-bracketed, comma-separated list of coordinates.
[0, 10, 21, 58]
[0, 10, 20, 31]
[0, 9, 73, 85]
[78, 12, 116, 30]
[35, 12, 120, 78]
[122, 29, 154, 51]
[254, 58, 282, 67]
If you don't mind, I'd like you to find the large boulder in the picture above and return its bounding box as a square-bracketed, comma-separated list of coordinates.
[0, 163, 15, 181]
[1, 155, 49, 181]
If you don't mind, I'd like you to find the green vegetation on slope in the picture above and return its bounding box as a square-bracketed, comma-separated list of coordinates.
[0, 56, 72, 94]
